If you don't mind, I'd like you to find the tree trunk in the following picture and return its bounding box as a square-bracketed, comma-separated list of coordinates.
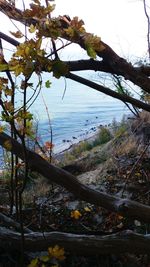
[0, 227, 150, 255]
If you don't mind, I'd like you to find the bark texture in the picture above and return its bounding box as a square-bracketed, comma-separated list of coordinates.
[1, 227, 150, 255]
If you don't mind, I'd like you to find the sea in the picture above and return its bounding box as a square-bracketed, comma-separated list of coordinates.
[28, 72, 131, 154]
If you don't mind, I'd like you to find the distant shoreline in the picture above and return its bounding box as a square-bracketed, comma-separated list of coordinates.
[53, 123, 110, 161]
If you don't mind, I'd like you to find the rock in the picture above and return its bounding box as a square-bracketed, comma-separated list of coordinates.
[93, 214, 103, 224]
[77, 169, 99, 185]
[65, 200, 79, 210]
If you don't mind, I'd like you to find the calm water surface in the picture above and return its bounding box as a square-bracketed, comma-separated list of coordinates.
[30, 75, 130, 153]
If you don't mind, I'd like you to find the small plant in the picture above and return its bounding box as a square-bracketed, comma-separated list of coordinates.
[114, 116, 128, 140]
[63, 152, 76, 164]
[94, 127, 112, 145]
[63, 127, 112, 165]
[28, 245, 66, 267]
[111, 117, 119, 134]
[114, 124, 127, 139]
[71, 141, 93, 157]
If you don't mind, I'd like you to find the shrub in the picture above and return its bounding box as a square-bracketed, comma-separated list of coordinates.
[96, 127, 112, 145]
[114, 124, 127, 139]
[72, 141, 93, 156]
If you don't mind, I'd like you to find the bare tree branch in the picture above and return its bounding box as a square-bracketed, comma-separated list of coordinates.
[0, 31, 150, 112]
[0, 212, 32, 233]
[1, 227, 150, 255]
[0, 132, 150, 223]
[0, 31, 19, 46]
[66, 73, 150, 112]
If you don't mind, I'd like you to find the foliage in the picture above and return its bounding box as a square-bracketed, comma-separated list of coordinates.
[114, 117, 128, 140]
[0, 0, 105, 82]
[114, 124, 127, 139]
[28, 245, 65, 267]
[71, 209, 82, 219]
[71, 140, 93, 156]
[95, 127, 112, 145]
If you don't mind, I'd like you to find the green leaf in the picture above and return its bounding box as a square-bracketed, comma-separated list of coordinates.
[36, 38, 42, 50]
[45, 80, 51, 88]
[29, 24, 36, 33]
[52, 60, 68, 79]
[28, 258, 39, 267]
[40, 255, 50, 262]
[0, 63, 8, 71]
[86, 45, 96, 59]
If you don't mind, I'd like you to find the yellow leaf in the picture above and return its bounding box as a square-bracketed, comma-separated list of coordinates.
[4, 140, 12, 151]
[36, 38, 42, 50]
[40, 255, 50, 262]
[48, 245, 65, 261]
[29, 24, 36, 33]
[71, 210, 82, 219]
[28, 258, 39, 267]
[84, 207, 91, 212]
[135, 172, 141, 177]
[25, 46, 30, 56]
[0, 63, 8, 71]
[0, 126, 4, 133]
[45, 18, 50, 25]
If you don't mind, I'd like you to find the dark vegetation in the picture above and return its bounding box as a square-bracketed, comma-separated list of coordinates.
[0, 0, 150, 266]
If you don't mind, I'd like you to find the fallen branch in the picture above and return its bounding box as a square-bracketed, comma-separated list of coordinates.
[0, 132, 150, 223]
[66, 73, 150, 112]
[0, 212, 32, 233]
[1, 227, 150, 255]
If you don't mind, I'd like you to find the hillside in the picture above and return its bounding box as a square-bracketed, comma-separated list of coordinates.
[1, 112, 150, 266]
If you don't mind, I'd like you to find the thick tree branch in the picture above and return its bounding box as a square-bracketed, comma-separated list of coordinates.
[0, 30, 150, 79]
[66, 59, 150, 77]
[136, 65, 150, 76]
[0, 212, 32, 233]
[1, 227, 150, 255]
[65, 59, 121, 74]
[0, 31, 19, 46]
[1, 132, 150, 223]
[1, 31, 149, 112]
[0, 0, 35, 24]
[66, 72, 150, 112]
[1, 28, 150, 79]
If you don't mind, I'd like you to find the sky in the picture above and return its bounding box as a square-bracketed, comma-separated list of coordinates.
[53, 0, 148, 59]
[0, 0, 148, 61]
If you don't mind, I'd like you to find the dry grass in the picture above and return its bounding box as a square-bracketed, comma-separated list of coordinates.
[23, 177, 51, 206]
[114, 136, 137, 157]
[140, 111, 150, 122]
